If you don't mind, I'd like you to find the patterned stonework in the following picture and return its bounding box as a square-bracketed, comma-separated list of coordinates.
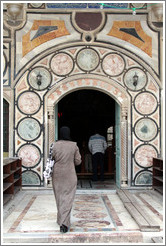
[17, 118, 41, 141]
[18, 144, 41, 167]
[22, 171, 40, 185]
[22, 20, 70, 57]
[76, 48, 99, 71]
[3, 43, 10, 86]
[28, 67, 52, 90]
[124, 68, 147, 91]
[12, 44, 160, 188]
[107, 21, 152, 57]
[102, 53, 125, 76]
[17, 91, 41, 115]
[135, 118, 158, 142]
[50, 53, 74, 76]
[135, 145, 157, 167]
[134, 92, 157, 115]
[48, 78, 128, 107]
[135, 171, 152, 185]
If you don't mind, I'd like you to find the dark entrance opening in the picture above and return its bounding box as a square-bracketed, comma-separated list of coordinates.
[58, 89, 115, 179]
[3, 99, 9, 156]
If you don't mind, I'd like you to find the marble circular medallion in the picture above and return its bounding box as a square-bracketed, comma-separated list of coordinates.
[124, 68, 147, 91]
[22, 171, 40, 185]
[17, 118, 41, 141]
[28, 66, 51, 90]
[134, 92, 158, 115]
[17, 144, 41, 168]
[135, 144, 158, 168]
[135, 171, 152, 185]
[134, 118, 158, 142]
[50, 53, 74, 76]
[102, 53, 125, 76]
[17, 91, 41, 115]
[76, 48, 99, 71]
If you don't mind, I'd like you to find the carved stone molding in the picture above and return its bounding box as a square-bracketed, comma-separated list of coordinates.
[121, 107, 128, 187]
[47, 107, 55, 147]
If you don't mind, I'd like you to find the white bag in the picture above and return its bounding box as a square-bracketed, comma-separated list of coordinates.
[43, 158, 55, 179]
[43, 143, 55, 179]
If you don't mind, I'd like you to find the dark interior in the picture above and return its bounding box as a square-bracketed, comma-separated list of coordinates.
[58, 89, 116, 177]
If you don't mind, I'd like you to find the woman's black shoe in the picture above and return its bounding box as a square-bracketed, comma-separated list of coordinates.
[60, 224, 68, 233]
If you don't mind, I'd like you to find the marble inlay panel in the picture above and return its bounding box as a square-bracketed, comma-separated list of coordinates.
[22, 20, 70, 57]
[28, 67, 52, 90]
[134, 118, 158, 142]
[102, 53, 125, 76]
[17, 118, 41, 141]
[16, 75, 29, 93]
[124, 68, 147, 91]
[107, 21, 152, 57]
[22, 171, 41, 185]
[50, 53, 74, 76]
[3, 42, 10, 86]
[135, 171, 152, 185]
[72, 194, 116, 231]
[135, 144, 158, 168]
[46, 3, 128, 8]
[76, 48, 99, 71]
[17, 91, 41, 115]
[134, 92, 158, 115]
[17, 144, 41, 168]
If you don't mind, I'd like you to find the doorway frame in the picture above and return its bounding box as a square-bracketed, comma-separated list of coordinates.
[45, 75, 131, 188]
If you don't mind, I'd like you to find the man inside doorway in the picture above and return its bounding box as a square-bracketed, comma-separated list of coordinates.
[88, 129, 107, 181]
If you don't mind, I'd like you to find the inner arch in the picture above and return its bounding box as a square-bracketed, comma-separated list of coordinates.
[58, 89, 115, 143]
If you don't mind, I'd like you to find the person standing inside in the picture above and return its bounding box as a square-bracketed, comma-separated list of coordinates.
[88, 130, 107, 181]
[51, 126, 81, 233]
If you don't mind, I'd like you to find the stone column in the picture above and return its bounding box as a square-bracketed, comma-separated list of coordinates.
[121, 107, 128, 187]
[47, 106, 55, 149]
[46, 106, 55, 188]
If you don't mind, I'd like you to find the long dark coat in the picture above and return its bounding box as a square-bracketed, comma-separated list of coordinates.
[51, 140, 81, 228]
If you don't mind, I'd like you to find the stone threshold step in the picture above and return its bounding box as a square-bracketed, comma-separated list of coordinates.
[117, 189, 160, 232]
[152, 236, 163, 243]
[3, 231, 143, 243]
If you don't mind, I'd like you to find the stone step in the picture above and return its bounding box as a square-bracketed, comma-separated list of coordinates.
[151, 236, 163, 243]
[3, 231, 143, 244]
[117, 190, 160, 232]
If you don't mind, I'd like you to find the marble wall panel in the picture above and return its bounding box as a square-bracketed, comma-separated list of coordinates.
[97, 15, 159, 75]
[134, 144, 158, 168]
[17, 144, 41, 168]
[46, 3, 128, 9]
[15, 14, 80, 75]
[22, 170, 41, 185]
[134, 92, 158, 115]
[13, 44, 161, 187]
[3, 42, 10, 86]
[135, 171, 152, 185]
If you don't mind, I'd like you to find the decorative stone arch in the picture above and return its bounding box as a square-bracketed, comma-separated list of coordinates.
[45, 75, 130, 187]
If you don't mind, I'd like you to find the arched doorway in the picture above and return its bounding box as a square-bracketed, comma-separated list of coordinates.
[46, 77, 129, 188]
[56, 89, 116, 181]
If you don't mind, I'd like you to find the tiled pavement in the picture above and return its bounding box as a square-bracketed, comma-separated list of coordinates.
[2, 180, 164, 244]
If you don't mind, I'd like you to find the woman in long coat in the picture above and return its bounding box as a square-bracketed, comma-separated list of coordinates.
[51, 126, 81, 233]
